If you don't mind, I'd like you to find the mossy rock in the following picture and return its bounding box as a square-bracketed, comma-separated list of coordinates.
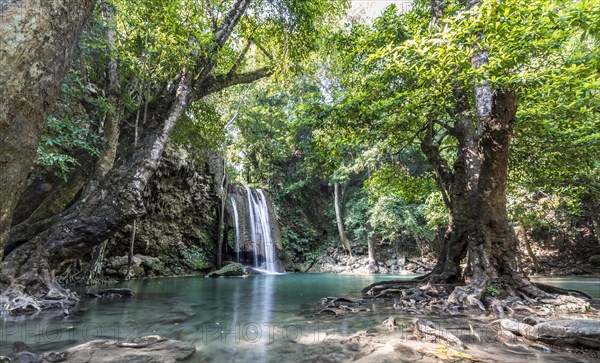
[206, 263, 248, 278]
[118, 265, 144, 278]
[589, 255, 600, 266]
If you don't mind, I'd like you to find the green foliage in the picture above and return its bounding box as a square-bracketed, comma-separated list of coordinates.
[171, 100, 226, 151]
[422, 192, 448, 230]
[181, 245, 213, 271]
[280, 206, 321, 258]
[203, 0, 597, 262]
[36, 71, 104, 179]
[486, 285, 500, 297]
[343, 187, 372, 242]
[305, 0, 599, 253]
[369, 196, 435, 246]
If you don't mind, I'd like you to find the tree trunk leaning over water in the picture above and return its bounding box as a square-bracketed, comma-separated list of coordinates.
[0, 0, 272, 311]
[0, 0, 96, 261]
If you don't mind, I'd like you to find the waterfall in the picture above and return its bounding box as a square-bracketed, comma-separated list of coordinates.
[229, 185, 284, 274]
[230, 196, 240, 263]
[245, 186, 279, 273]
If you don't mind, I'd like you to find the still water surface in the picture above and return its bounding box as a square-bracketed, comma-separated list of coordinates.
[0, 274, 597, 360]
[0, 274, 411, 358]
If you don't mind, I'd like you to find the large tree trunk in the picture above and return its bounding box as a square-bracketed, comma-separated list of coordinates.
[0, 0, 96, 259]
[421, 86, 480, 284]
[0, 75, 192, 303]
[465, 89, 546, 297]
[467, 89, 517, 285]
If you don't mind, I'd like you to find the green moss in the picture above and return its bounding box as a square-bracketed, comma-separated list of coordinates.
[181, 245, 214, 271]
[206, 263, 247, 277]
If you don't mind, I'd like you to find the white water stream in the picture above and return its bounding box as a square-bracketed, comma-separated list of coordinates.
[239, 186, 282, 273]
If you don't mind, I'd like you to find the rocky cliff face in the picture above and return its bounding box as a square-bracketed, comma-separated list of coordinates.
[103, 146, 223, 278]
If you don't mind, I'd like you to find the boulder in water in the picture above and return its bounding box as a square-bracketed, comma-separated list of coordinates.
[206, 262, 248, 278]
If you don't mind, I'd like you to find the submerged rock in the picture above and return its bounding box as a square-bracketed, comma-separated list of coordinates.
[206, 263, 248, 278]
[45, 337, 195, 362]
[97, 288, 135, 299]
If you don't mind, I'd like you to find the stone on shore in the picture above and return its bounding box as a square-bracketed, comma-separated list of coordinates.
[205, 262, 248, 278]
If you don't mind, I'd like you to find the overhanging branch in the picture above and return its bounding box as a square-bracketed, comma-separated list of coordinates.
[197, 67, 272, 98]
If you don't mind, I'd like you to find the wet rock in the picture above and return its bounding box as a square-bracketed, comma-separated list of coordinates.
[544, 295, 591, 314]
[532, 319, 600, 350]
[104, 255, 161, 278]
[392, 343, 422, 361]
[206, 263, 248, 277]
[116, 335, 167, 348]
[43, 351, 69, 362]
[569, 267, 586, 275]
[60, 337, 195, 362]
[97, 288, 135, 299]
[13, 352, 42, 363]
[385, 259, 397, 267]
[103, 148, 222, 278]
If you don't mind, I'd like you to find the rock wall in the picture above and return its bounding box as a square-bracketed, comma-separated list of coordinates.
[103, 146, 223, 277]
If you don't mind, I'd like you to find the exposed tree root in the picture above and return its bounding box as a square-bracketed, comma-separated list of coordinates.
[318, 296, 370, 316]
[0, 285, 76, 316]
[380, 316, 396, 331]
[406, 258, 434, 271]
[410, 318, 466, 349]
[361, 280, 420, 296]
[359, 270, 595, 322]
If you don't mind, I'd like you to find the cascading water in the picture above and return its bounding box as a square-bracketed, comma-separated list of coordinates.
[244, 186, 280, 273]
[230, 196, 241, 263]
[228, 185, 284, 274]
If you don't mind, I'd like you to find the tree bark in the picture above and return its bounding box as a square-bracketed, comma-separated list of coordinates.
[421, 85, 480, 284]
[334, 182, 352, 257]
[467, 89, 518, 285]
[464, 89, 545, 297]
[0, 0, 96, 259]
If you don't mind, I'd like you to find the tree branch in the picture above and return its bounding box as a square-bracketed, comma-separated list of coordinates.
[198, 67, 272, 98]
[250, 36, 274, 60]
[228, 40, 253, 77]
[214, 0, 252, 48]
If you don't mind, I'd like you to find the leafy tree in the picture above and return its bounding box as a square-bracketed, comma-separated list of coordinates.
[313, 0, 598, 297]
